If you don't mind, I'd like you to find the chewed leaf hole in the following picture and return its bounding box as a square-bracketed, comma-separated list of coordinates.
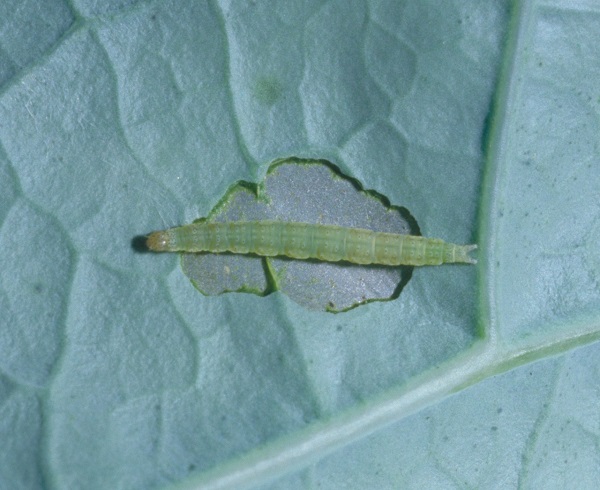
[180, 157, 418, 312]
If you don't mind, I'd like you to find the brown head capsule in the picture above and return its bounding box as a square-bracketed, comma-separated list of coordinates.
[146, 231, 172, 252]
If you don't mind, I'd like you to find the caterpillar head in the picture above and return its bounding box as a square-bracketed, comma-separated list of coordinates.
[147, 231, 172, 252]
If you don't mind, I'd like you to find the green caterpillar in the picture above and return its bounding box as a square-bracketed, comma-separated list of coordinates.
[147, 220, 477, 266]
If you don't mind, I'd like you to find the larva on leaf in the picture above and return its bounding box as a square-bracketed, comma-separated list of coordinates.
[147, 220, 477, 266]
[147, 158, 477, 312]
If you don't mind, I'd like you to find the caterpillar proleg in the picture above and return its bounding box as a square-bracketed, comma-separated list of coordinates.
[147, 220, 477, 266]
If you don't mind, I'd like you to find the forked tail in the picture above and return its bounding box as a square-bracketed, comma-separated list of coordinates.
[457, 244, 478, 264]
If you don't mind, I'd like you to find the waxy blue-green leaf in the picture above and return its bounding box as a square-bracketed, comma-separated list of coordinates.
[0, 1, 599, 489]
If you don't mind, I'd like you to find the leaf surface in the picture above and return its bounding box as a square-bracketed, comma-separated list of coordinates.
[0, 1, 598, 489]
